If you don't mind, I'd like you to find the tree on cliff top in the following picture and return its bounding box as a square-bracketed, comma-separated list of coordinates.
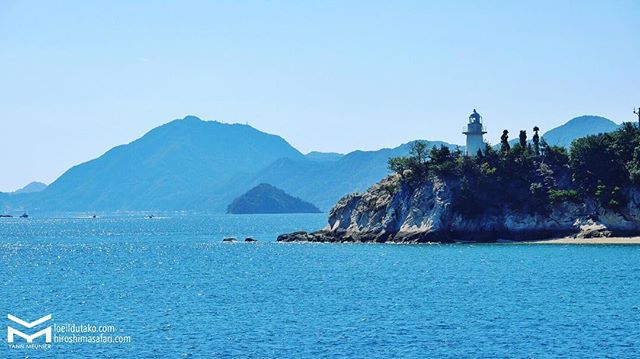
[387, 142, 460, 180]
[388, 122, 640, 216]
[570, 122, 640, 208]
[388, 141, 430, 178]
[519, 130, 527, 148]
[500, 130, 511, 154]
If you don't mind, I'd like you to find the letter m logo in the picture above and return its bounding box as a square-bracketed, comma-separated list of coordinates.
[7, 314, 52, 343]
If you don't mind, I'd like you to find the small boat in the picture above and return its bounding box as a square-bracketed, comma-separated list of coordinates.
[19, 213, 28, 218]
[0, 214, 13, 218]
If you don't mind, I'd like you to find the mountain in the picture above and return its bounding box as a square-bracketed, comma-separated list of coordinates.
[227, 183, 321, 214]
[0, 192, 8, 212]
[26, 116, 304, 211]
[0, 128, 456, 213]
[12, 181, 47, 194]
[3, 113, 612, 213]
[238, 140, 454, 210]
[305, 151, 344, 162]
[542, 115, 619, 148]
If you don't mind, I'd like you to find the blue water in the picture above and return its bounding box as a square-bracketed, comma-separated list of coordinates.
[2, 214, 640, 358]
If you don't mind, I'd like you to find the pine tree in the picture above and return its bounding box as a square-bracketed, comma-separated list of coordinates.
[519, 130, 527, 148]
[532, 126, 540, 156]
[500, 130, 510, 154]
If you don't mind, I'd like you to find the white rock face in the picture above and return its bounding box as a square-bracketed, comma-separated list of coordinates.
[299, 175, 640, 243]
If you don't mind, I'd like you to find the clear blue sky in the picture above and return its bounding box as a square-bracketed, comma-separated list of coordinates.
[1, 0, 638, 191]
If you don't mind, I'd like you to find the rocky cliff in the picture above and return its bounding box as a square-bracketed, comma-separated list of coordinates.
[278, 174, 640, 243]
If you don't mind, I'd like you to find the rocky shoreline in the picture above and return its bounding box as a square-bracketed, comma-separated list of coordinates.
[277, 174, 640, 244]
[277, 229, 577, 243]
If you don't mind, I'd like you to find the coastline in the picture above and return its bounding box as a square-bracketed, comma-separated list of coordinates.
[525, 236, 640, 245]
[278, 231, 640, 245]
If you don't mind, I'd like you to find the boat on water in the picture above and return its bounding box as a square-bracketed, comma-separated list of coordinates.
[19, 213, 29, 218]
[0, 214, 13, 218]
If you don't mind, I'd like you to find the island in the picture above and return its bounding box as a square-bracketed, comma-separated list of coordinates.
[227, 183, 321, 214]
[278, 117, 640, 243]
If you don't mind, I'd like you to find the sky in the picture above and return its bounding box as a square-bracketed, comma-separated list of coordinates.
[0, 0, 638, 192]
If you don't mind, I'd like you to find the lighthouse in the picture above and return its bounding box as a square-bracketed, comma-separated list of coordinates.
[462, 108, 487, 156]
[463, 109, 487, 156]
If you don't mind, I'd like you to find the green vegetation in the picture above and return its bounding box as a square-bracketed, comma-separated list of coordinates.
[570, 122, 640, 208]
[388, 123, 640, 217]
[548, 189, 580, 204]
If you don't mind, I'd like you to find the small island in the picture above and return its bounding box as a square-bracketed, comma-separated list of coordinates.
[279, 111, 640, 243]
[227, 183, 321, 214]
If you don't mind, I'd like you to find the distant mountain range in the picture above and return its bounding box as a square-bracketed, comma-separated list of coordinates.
[304, 151, 344, 162]
[243, 140, 450, 210]
[12, 181, 47, 194]
[227, 183, 320, 214]
[541, 115, 620, 148]
[2, 116, 303, 212]
[0, 114, 623, 213]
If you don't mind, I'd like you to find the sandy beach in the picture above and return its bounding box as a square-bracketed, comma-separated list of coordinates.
[529, 237, 640, 245]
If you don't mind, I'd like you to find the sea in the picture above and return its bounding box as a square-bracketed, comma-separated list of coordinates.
[1, 213, 639, 358]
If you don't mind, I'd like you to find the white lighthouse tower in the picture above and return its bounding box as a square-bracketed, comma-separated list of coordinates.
[463, 109, 487, 156]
